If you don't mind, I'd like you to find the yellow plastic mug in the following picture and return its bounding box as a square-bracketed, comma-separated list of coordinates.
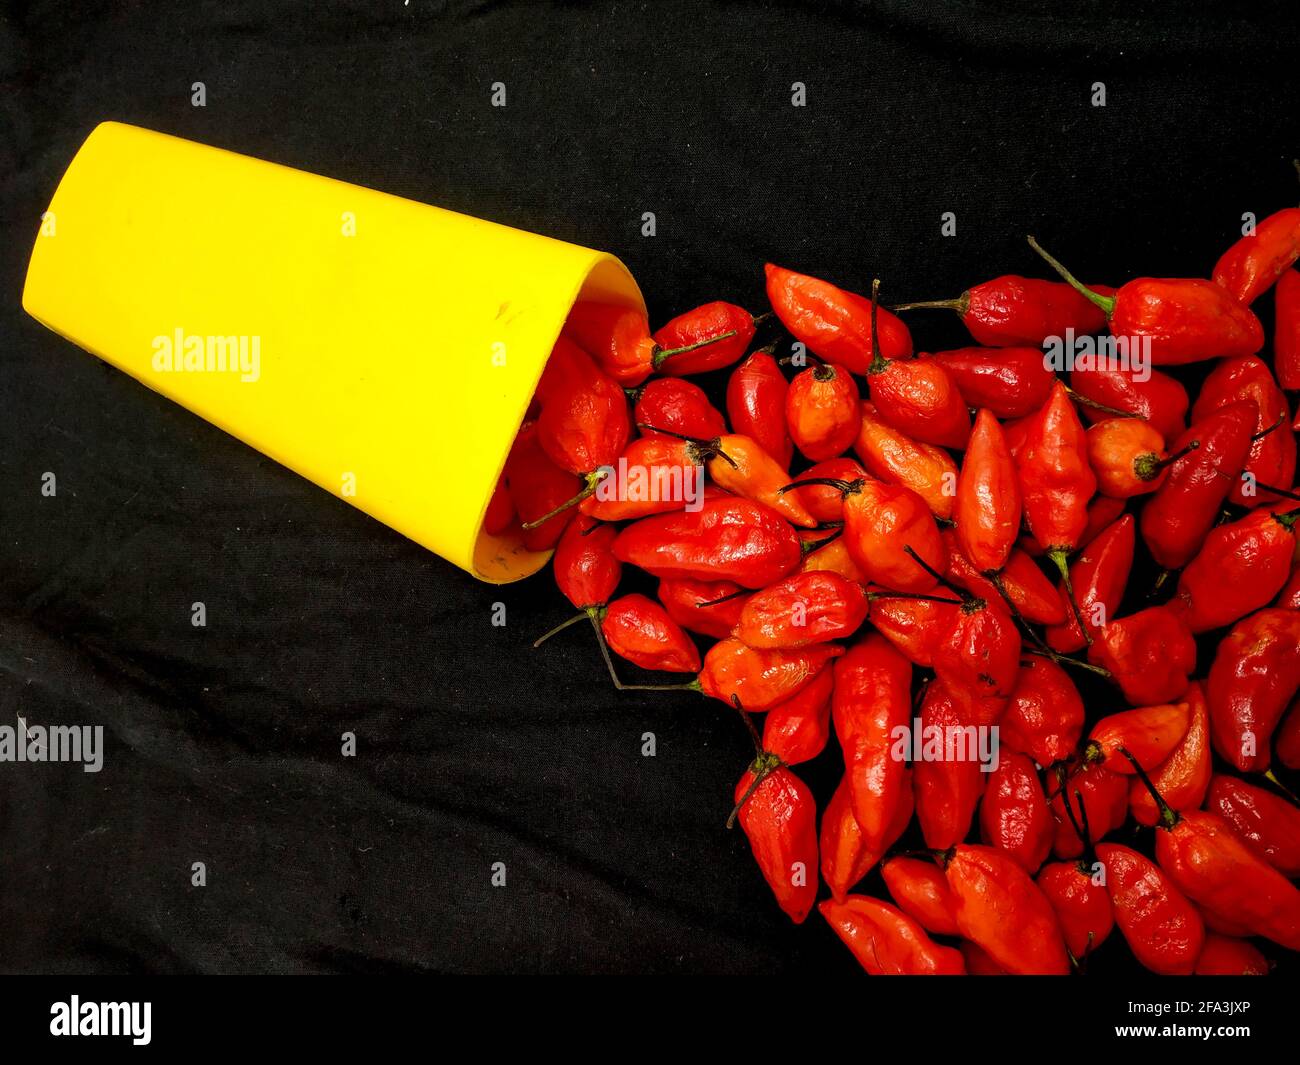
[22, 122, 644, 582]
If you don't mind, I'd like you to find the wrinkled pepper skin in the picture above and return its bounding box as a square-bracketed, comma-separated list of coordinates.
[699, 638, 843, 711]
[842, 480, 945, 594]
[1129, 683, 1212, 827]
[832, 635, 912, 851]
[613, 497, 802, 589]
[956, 409, 1022, 573]
[657, 577, 750, 640]
[1050, 761, 1130, 861]
[634, 377, 727, 441]
[1037, 860, 1114, 959]
[821, 766, 914, 902]
[1194, 934, 1269, 976]
[1070, 365, 1189, 442]
[709, 434, 817, 527]
[980, 752, 1053, 874]
[553, 513, 621, 609]
[1107, 277, 1265, 365]
[944, 538, 1066, 626]
[1087, 605, 1196, 707]
[913, 679, 986, 849]
[1017, 382, 1096, 559]
[908, 276, 1112, 346]
[1086, 418, 1170, 499]
[1175, 508, 1297, 633]
[536, 340, 631, 474]
[761, 666, 834, 766]
[652, 300, 757, 376]
[932, 600, 1021, 726]
[1205, 774, 1300, 877]
[1000, 658, 1085, 768]
[820, 896, 966, 975]
[943, 844, 1071, 975]
[1279, 696, 1300, 770]
[504, 420, 581, 550]
[1276, 268, 1300, 390]
[727, 350, 793, 469]
[853, 402, 958, 520]
[866, 594, 957, 668]
[882, 856, 961, 936]
[786, 362, 861, 461]
[1086, 701, 1191, 776]
[1140, 399, 1258, 569]
[867, 353, 971, 450]
[928, 345, 1056, 419]
[734, 759, 819, 923]
[1212, 206, 1300, 305]
[733, 571, 868, 648]
[600, 594, 701, 674]
[798, 457, 868, 523]
[581, 435, 708, 522]
[1097, 842, 1205, 975]
[1207, 608, 1300, 773]
[1045, 514, 1135, 653]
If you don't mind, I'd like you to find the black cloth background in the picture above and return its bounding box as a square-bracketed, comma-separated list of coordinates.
[2, 0, 1299, 975]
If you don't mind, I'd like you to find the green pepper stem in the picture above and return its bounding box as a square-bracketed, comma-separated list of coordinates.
[1117, 745, 1179, 830]
[1026, 235, 1116, 316]
[533, 610, 591, 648]
[890, 295, 969, 315]
[587, 613, 704, 693]
[652, 329, 738, 369]
[1064, 385, 1144, 420]
[521, 468, 608, 529]
[1047, 548, 1092, 648]
[1025, 646, 1112, 678]
[727, 750, 782, 829]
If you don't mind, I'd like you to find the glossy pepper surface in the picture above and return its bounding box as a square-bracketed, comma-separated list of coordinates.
[699, 638, 843, 711]
[600, 594, 701, 674]
[726, 349, 793, 468]
[1175, 506, 1297, 633]
[894, 275, 1112, 346]
[853, 402, 957, 520]
[820, 896, 966, 975]
[1097, 842, 1204, 975]
[785, 362, 860, 461]
[1212, 205, 1300, 305]
[955, 408, 1022, 573]
[734, 757, 819, 923]
[928, 345, 1055, 418]
[1207, 608, 1300, 773]
[1129, 683, 1211, 827]
[1205, 774, 1300, 877]
[732, 571, 868, 648]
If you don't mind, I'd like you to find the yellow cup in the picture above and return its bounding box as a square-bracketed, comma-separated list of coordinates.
[22, 121, 644, 582]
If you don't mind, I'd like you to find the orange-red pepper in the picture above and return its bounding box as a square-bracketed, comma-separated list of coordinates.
[1086, 418, 1179, 499]
[1087, 604, 1196, 706]
[1207, 608, 1300, 773]
[726, 349, 793, 468]
[893, 275, 1112, 346]
[1097, 842, 1204, 975]
[785, 362, 860, 461]
[821, 766, 914, 902]
[733, 756, 818, 923]
[1129, 682, 1211, 827]
[955, 408, 1021, 573]
[913, 678, 986, 848]
[1205, 774, 1300, 877]
[1194, 934, 1269, 975]
[927, 345, 1056, 418]
[504, 420, 581, 549]
[634, 377, 727, 441]
[980, 751, 1053, 874]
[732, 571, 868, 648]
[1276, 268, 1300, 390]
[820, 896, 966, 975]
[852, 402, 958, 520]
[1085, 701, 1191, 777]
[1212, 204, 1300, 305]
[882, 856, 961, 937]
[761, 666, 834, 766]
[651, 300, 758, 376]
[1069, 364, 1189, 442]
[699, 638, 843, 711]
[1000, 657, 1085, 768]
[1045, 514, 1135, 653]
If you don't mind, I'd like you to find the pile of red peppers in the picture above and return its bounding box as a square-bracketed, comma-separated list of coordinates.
[487, 183, 1300, 976]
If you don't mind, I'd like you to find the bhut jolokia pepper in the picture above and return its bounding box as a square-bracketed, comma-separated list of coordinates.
[882, 856, 961, 936]
[613, 496, 802, 588]
[1130, 682, 1211, 827]
[1028, 236, 1265, 364]
[1279, 697, 1300, 770]
[1086, 418, 1186, 499]
[579, 434, 717, 521]
[704, 433, 817, 527]
[1000, 657, 1085, 768]
[651, 300, 760, 376]
[785, 362, 860, 461]
[820, 896, 966, 975]
[941, 844, 1071, 975]
[1016, 380, 1097, 634]
[1191, 355, 1296, 508]
[853, 402, 958, 520]
[1276, 268, 1300, 390]
[863, 281, 971, 449]
[1205, 774, 1300, 877]
[1037, 781, 1114, 959]
[1127, 753, 1300, 951]
[1045, 514, 1134, 653]
[504, 419, 581, 549]
[761, 666, 834, 766]
[733, 754, 819, 924]
[1069, 364, 1189, 442]
[800, 535, 867, 584]
[599, 594, 701, 674]
[960, 941, 1009, 975]
[821, 766, 914, 901]
[1087, 605, 1196, 706]
[926, 346, 1056, 418]
[1277, 564, 1300, 610]
[764, 263, 913, 372]
[1212, 192, 1300, 305]
[892, 274, 1112, 346]
[1049, 759, 1129, 860]
[1207, 608, 1300, 773]
[955, 408, 1022, 574]
[930, 585, 1022, 726]
[865, 593, 958, 667]
[727, 348, 793, 468]
[913, 678, 986, 848]
[1139, 399, 1258, 569]
[797, 457, 869, 523]
[1023, 493, 1125, 560]
[943, 535, 1066, 626]
[1084, 701, 1191, 776]
[657, 577, 750, 640]
[980, 751, 1053, 874]
[1174, 505, 1298, 632]
[732, 571, 868, 648]
[552, 513, 621, 614]
[699, 638, 844, 711]
[634, 377, 727, 441]
[1194, 935, 1270, 976]
[832, 634, 912, 851]
[1096, 842, 1205, 975]
[564, 301, 744, 386]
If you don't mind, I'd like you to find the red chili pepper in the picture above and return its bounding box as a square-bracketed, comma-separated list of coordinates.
[941, 844, 1070, 975]
[955, 409, 1021, 574]
[866, 593, 958, 667]
[943, 536, 1066, 626]
[733, 755, 818, 923]
[1037, 860, 1114, 961]
[651, 300, 758, 376]
[960, 941, 1010, 975]
[881, 856, 961, 936]
[1207, 608, 1300, 773]
[732, 571, 868, 648]
[980, 751, 1053, 874]
[821, 766, 914, 902]
[1087, 605, 1196, 706]
[597, 593, 701, 674]
[1096, 842, 1204, 975]
[1044, 514, 1135, 653]
[552, 513, 622, 610]
[1279, 697, 1300, 770]
[1049, 760, 1129, 860]
[1276, 268, 1300, 390]
[1175, 506, 1298, 633]
[1205, 774, 1300, 877]
[797, 457, 869, 523]
[831, 635, 912, 851]
[764, 263, 913, 372]
[819, 895, 966, 975]
[785, 362, 860, 461]
[893, 275, 1112, 346]
[1277, 564, 1300, 610]
[914, 678, 986, 848]
[634, 377, 727, 441]
[483, 474, 515, 535]
[761, 666, 834, 766]
[1019, 492, 1126, 560]
[1212, 204, 1300, 305]
[1191, 355, 1296, 508]
[1017, 381, 1098, 618]
[927, 346, 1055, 418]
[657, 577, 750, 640]
[853, 402, 958, 520]
[1000, 657, 1085, 768]
[699, 638, 843, 711]
[504, 420, 581, 549]
[579, 435, 711, 522]
[932, 593, 1021, 726]
[799, 536, 866, 584]
[1139, 399, 1258, 569]
[1029, 236, 1265, 365]
[564, 301, 743, 386]
[726, 348, 793, 469]
[1069, 365, 1189, 442]
[708, 434, 817, 527]
[613, 496, 802, 588]
[1194, 934, 1269, 976]
[1085, 701, 1191, 776]
[1085, 418, 1180, 499]
[1129, 682, 1211, 827]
